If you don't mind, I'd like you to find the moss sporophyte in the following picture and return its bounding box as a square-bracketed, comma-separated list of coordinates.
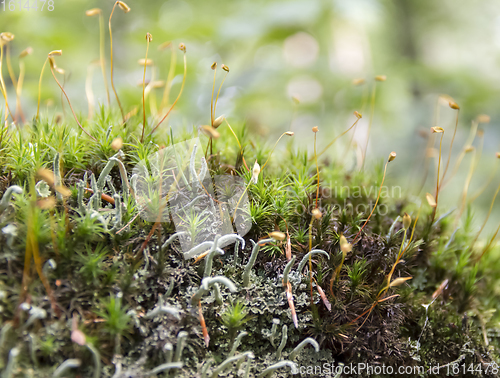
[0, 2, 500, 377]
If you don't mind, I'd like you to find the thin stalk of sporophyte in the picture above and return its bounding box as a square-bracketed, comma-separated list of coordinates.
[205, 63, 228, 158]
[210, 62, 217, 127]
[438, 102, 460, 188]
[455, 148, 476, 225]
[36, 50, 63, 121]
[440, 117, 483, 189]
[221, 117, 250, 171]
[456, 130, 485, 216]
[360, 81, 376, 169]
[0, 33, 15, 122]
[342, 79, 368, 163]
[159, 42, 177, 110]
[109, 1, 131, 122]
[470, 180, 500, 250]
[0, 40, 15, 123]
[49, 58, 97, 142]
[352, 151, 397, 245]
[260, 131, 294, 170]
[329, 235, 352, 297]
[414, 97, 442, 195]
[213, 64, 229, 124]
[315, 111, 362, 160]
[430, 127, 444, 224]
[16, 47, 32, 124]
[5, 42, 16, 87]
[441, 114, 490, 187]
[147, 43, 186, 138]
[312, 127, 320, 208]
[208, 64, 229, 158]
[59, 71, 68, 118]
[379, 229, 407, 294]
[351, 209, 419, 331]
[383, 213, 413, 292]
[478, 222, 500, 262]
[5, 43, 17, 115]
[387, 209, 419, 286]
[141, 33, 153, 143]
[36, 57, 49, 121]
[308, 208, 322, 303]
[86, 8, 110, 106]
[469, 152, 500, 203]
[361, 75, 386, 169]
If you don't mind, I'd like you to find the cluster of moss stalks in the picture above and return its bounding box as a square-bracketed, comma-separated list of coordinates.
[1, 5, 500, 378]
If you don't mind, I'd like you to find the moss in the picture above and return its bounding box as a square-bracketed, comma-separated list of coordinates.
[1, 7, 500, 378]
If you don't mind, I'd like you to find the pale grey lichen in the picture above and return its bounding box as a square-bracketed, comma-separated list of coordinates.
[296, 249, 329, 274]
[52, 358, 81, 377]
[243, 238, 273, 287]
[210, 351, 254, 378]
[229, 331, 248, 357]
[191, 276, 238, 305]
[144, 362, 183, 377]
[204, 235, 223, 277]
[276, 324, 288, 359]
[145, 295, 181, 320]
[270, 319, 280, 347]
[282, 256, 296, 286]
[289, 337, 320, 360]
[3, 347, 19, 378]
[173, 331, 189, 363]
[0, 185, 22, 214]
[257, 360, 297, 378]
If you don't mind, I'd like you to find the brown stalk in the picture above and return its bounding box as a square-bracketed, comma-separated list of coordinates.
[159, 42, 177, 110]
[109, 1, 130, 122]
[430, 128, 444, 224]
[0, 41, 15, 123]
[477, 223, 500, 262]
[147, 43, 186, 138]
[352, 152, 396, 244]
[440, 120, 478, 189]
[470, 181, 500, 250]
[36, 57, 49, 121]
[438, 104, 460, 188]
[351, 209, 418, 331]
[469, 154, 499, 203]
[261, 131, 295, 170]
[455, 148, 477, 224]
[16, 48, 32, 124]
[49, 61, 97, 142]
[315, 111, 362, 160]
[141, 33, 153, 143]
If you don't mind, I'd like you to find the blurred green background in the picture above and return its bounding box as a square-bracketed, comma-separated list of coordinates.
[2, 0, 500, 235]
